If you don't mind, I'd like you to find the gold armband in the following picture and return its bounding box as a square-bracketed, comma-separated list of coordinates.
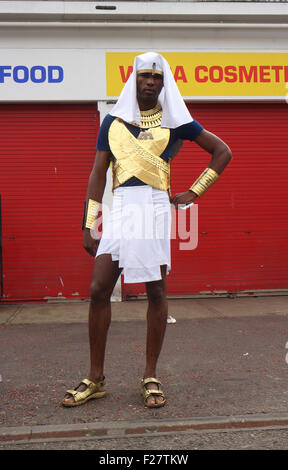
[85, 199, 101, 229]
[189, 168, 219, 197]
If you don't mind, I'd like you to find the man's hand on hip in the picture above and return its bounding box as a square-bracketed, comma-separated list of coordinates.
[170, 190, 197, 209]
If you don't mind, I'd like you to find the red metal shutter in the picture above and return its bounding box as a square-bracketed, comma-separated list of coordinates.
[0, 104, 99, 301]
[123, 102, 288, 298]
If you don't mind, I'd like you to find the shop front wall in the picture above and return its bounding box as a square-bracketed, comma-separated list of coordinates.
[1, 9, 288, 300]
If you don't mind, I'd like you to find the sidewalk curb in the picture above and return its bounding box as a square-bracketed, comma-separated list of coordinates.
[2, 413, 288, 444]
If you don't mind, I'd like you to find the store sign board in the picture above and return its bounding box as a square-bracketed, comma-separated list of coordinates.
[106, 52, 288, 99]
[0, 50, 287, 101]
[0, 49, 106, 101]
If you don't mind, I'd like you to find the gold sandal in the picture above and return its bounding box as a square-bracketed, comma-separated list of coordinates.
[62, 377, 106, 407]
[141, 377, 166, 408]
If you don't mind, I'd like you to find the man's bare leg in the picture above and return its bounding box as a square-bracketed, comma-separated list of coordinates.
[62, 254, 122, 406]
[143, 265, 168, 407]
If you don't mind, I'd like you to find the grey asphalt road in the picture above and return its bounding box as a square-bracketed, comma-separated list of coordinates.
[1, 296, 288, 453]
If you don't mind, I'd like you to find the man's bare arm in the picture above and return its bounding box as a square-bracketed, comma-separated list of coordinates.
[194, 129, 232, 175]
[171, 129, 232, 207]
[83, 150, 111, 256]
[86, 150, 111, 202]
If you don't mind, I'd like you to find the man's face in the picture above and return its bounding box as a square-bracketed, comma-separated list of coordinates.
[136, 72, 163, 106]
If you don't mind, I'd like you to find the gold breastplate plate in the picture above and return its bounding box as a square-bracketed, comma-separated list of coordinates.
[108, 104, 171, 192]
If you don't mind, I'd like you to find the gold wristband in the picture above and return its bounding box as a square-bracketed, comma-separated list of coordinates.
[85, 199, 100, 229]
[189, 168, 219, 197]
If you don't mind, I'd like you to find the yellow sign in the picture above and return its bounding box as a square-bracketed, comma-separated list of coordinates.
[106, 52, 288, 98]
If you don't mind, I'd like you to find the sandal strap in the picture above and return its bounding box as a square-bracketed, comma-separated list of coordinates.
[81, 377, 106, 387]
[65, 377, 106, 401]
[141, 377, 161, 387]
[65, 389, 78, 397]
[81, 379, 93, 387]
[143, 389, 164, 398]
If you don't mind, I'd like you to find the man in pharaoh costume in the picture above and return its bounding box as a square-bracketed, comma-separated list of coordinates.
[62, 52, 232, 408]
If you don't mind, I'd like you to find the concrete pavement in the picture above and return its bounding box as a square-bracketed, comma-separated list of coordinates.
[2, 294, 288, 324]
[1, 295, 288, 446]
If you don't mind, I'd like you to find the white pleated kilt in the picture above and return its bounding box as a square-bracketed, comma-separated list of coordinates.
[96, 185, 171, 283]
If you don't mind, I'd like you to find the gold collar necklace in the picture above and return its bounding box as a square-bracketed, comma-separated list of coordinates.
[134, 103, 162, 129]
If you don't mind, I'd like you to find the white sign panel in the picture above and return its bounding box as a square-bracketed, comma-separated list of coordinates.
[0, 49, 106, 101]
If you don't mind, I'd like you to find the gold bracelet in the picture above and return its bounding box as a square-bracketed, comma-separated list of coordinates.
[85, 199, 101, 229]
[189, 168, 219, 197]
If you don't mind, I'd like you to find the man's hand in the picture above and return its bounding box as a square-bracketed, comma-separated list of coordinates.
[83, 228, 100, 257]
[170, 190, 198, 209]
